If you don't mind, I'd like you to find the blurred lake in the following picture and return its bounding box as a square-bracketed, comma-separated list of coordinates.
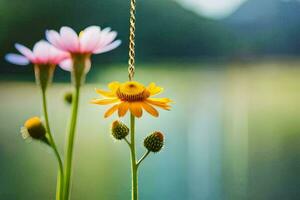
[1, 61, 300, 200]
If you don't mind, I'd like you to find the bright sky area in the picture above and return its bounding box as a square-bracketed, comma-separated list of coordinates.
[178, 0, 247, 18]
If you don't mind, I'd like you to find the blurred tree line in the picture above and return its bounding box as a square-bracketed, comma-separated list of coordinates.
[224, 0, 300, 57]
[1, 0, 300, 75]
[0, 0, 233, 74]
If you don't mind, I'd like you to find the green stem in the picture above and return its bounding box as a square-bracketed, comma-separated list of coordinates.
[124, 137, 131, 147]
[130, 114, 138, 200]
[137, 151, 150, 168]
[63, 86, 80, 200]
[41, 89, 64, 200]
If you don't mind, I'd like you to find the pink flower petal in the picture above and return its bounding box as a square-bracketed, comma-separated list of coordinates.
[93, 28, 111, 49]
[15, 43, 35, 61]
[93, 30, 118, 53]
[5, 53, 30, 65]
[46, 30, 66, 51]
[60, 26, 80, 53]
[79, 26, 101, 53]
[33, 40, 51, 64]
[48, 47, 57, 63]
[94, 40, 121, 54]
[101, 31, 117, 47]
[48, 46, 70, 64]
[59, 58, 73, 71]
[101, 27, 112, 35]
[95, 28, 113, 48]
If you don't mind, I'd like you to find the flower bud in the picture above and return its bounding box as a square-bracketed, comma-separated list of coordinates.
[111, 120, 129, 140]
[21, 117, 49, 144]
[144, 131, 164, 152]
[64, 91, 73, 104]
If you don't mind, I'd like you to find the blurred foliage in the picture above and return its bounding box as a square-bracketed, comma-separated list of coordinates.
[1, 0, 300, 76]
[224, 0, 300, 56]
[0, 0, 233, 73]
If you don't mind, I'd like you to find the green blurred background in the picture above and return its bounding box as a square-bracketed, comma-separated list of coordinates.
[1, 0, 300, 199]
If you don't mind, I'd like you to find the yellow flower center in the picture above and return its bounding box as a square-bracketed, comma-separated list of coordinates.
[24, 117, 46, 139]
[24, 117, 42, 129]
[79, 31, 84, 38]
[117, 81, 150, 101]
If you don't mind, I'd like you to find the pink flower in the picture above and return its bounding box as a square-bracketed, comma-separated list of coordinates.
[5, 40, 69, 66]
[46, 26, 121, 54]
[45, 26, 121, 71]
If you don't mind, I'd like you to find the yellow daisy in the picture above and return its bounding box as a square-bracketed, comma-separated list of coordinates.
[91, 81, 172, 118]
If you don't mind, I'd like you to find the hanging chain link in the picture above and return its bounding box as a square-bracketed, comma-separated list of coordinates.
[128, 0, 136, 81]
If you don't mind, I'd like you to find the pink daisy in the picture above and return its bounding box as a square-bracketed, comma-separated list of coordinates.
[5, 40, 69, 66]
[45, 26, 121, 72]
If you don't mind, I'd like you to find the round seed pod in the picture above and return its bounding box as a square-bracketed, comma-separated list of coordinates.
[144, 131, 164, 153]
[111, 120, 129, 140]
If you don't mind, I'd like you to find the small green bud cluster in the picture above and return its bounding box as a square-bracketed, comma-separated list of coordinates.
[110, 120, 165, 154]
[143, 131, 164, 153]
[111, 120, 129, 140]
[64, 92, 73, 104]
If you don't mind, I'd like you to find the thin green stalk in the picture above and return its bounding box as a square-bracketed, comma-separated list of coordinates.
[63, 86, 80, 200]
[130, 114, 138, 200]
[137, 151, 150, 168]
[124, 137, 131, 147]
[41, 89, 64, 200]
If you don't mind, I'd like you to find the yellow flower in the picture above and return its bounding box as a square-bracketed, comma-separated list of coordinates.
[91, 81, 172, 118]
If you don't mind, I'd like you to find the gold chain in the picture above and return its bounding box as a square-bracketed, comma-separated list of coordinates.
[128, 0, 136, 81]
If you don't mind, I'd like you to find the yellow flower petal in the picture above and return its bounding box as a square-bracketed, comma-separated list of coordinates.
[91, 98, 119, 105]
[95, 88, 116, 98]
[148, 98, 172, 103]
[141, 102, 159, 117]
[108, 81, 120, 91]
[147, 82, 163, 96]
[118, 101, 130, 117]
[129, 102, 143, 118]
[146, 99, 171, 110]
[104, 104, 119, 118]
